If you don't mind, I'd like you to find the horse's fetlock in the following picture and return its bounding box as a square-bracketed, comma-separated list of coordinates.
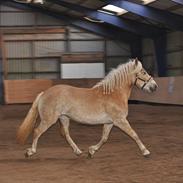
[103, 137, 108, 143]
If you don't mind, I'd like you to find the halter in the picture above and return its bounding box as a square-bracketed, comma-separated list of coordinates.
[134, 75, 152, 90]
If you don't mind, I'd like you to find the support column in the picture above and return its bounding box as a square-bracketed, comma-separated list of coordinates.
[153, 34, 167, 77]
[130, 38, 142, 61]
[0, 32, 4, 104]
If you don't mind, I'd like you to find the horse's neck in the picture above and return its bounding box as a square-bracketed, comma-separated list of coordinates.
[114, 82, 133, 100]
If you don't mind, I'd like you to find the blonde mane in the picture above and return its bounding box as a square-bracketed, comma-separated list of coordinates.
[93, 60, 142, 94]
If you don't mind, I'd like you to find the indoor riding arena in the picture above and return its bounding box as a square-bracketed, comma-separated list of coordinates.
[0, 0, 183, 183]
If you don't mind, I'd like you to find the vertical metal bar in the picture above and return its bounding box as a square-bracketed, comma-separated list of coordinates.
[0, 31, 4, 104]
[65, 27, 70, 52]
[104, 38, 107, 74]
[153, 34, 167, 77]
[130, 38, 142, 61]
[30, 41, 35, 79]
[0, 33, 8, 80]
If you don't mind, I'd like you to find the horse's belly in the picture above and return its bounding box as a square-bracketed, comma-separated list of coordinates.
[67, 112, 112, 125]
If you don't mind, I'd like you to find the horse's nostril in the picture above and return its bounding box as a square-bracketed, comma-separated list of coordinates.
[150, 85, 157, 92]
[153, 85, 158, 92]
[150, 87, 154, 92]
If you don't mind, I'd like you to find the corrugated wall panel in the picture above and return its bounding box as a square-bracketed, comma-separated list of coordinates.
[166, 32, 183, 76]
[6, 42, 32, 58]
[0, 12, 35, 26]
[142, 56, 154, 72]
[167, 52, 183, 76]
[69, 26, 84, 33]
[36, 13, 65, 26]
[34, 41, 66, 56]
[8, 74, 32, 80]
[34, 59, 59, 72]
[167, 31, 183, 50]
[106, 40, 130, 56]
[167, 52, 182, 67]
[142, 38, 155, 74]
[106, 57, 129, 70]
[70, 41, 104, 52]
[8, 59, 32, 72]
[70, 33, 103, 40]
[0, 5, 21, 11]
[35, 74, 59, 79]
[4, 33, 66, 41]
[142, 38, 154, 55]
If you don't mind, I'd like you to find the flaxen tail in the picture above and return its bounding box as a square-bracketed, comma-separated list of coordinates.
[16, 92, 44, 145]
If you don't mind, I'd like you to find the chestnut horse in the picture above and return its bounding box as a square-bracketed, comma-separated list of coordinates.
[17, 58, 157, 158]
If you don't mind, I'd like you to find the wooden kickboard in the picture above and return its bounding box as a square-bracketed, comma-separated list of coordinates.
[4, 79, 52, 104]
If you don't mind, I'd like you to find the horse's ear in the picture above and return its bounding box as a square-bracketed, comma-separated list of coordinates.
[134, 57, 138, 66]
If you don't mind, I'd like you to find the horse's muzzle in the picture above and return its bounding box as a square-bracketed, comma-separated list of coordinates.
[150, 84, 158, 92]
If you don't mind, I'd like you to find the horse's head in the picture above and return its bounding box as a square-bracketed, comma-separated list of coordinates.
[133, 58, 158, 93]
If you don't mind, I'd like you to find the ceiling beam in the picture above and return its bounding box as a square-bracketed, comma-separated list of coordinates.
[2, 1, 138, 42]
[171, 0, 183, 5]
[106, 0, 183, 31]
[48, 0, 164, 38]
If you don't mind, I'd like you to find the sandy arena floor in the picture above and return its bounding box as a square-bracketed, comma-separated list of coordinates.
[0, 104, 183, 183]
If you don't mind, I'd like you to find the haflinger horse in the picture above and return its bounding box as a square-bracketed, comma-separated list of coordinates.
[17, 58, 157, 158]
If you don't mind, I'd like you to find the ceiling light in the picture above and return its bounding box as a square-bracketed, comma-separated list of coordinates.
[102, 4, 128, 15]
[13, 0, 43, 4]
[97, 10, 115, 15]
[142, 0, 157, 4]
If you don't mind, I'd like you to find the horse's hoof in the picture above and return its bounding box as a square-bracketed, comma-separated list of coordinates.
[87, 152, 93, 159]
[88, 147, 95, 159]
[74, 149, 82, 156]
[24, 148, 35, 158]
[24, 151, 31, 158]
[143, 149, 150, 157]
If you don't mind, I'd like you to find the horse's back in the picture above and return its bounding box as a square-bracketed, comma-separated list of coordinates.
[38, 84, 96, 113]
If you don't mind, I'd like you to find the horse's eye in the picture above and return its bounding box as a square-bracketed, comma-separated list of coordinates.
[143, 71, 146, 75]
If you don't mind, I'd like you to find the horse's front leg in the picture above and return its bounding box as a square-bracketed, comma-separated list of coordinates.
[114, 118, 150, 157]
[88, 123, 113, 158]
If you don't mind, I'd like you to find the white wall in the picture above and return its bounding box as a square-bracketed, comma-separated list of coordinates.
[61, 63, 105, 79]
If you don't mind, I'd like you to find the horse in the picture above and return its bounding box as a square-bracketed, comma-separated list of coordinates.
[17, 58, 158, 158]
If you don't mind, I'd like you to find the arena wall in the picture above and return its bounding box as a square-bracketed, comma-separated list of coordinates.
[4, 76, 183, 105]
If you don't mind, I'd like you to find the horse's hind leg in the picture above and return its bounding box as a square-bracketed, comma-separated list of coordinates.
[114, 118, 150, 157]
[59, 116, 82, 156]
[25, 119, 57, 157]
[88, 123, 113, 158]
